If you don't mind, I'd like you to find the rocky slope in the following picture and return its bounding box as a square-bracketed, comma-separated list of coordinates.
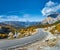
[42, 13, 60, 24]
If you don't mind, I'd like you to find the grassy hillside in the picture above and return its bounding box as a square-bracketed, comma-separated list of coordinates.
[50, 23, 60, 34]
[0, 20, 60, 39]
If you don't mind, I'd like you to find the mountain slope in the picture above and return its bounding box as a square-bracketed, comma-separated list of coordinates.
[0, 21, 41, 29]
[42, 13, 60, 24]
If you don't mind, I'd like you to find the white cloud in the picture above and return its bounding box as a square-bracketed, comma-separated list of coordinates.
[41, 1, 60, 16]
[0, 14, 42, 22]
[46, 1, 56, 7]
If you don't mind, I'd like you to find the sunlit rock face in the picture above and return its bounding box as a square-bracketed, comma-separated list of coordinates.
[42, 17, 54, 24]
[42, 13, 60, 24]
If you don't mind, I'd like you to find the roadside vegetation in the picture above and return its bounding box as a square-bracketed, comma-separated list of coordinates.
[0, 20, 60, 39]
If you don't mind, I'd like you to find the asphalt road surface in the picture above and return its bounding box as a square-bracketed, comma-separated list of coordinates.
[0, 29, 49, 50]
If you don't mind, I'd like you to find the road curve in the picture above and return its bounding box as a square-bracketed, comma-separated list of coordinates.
[0, 29, 49, 49]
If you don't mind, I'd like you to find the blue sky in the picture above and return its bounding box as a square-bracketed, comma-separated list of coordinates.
[0, 0, 60, 22]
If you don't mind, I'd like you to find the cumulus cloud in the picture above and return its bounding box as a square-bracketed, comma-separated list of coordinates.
[41, 1, 60, 16]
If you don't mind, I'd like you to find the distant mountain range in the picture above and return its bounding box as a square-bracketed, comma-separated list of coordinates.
[0, 21, 41, 29]
[0, 13, 60, 29]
